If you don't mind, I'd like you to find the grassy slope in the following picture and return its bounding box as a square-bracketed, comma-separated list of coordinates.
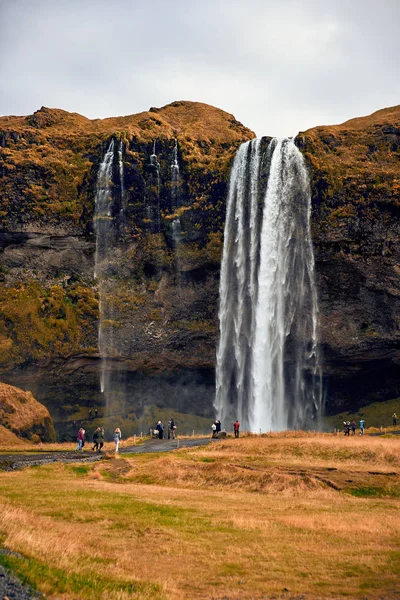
[323, 396, 400, 430]
[302, 104, 400, 235]
[0, 434, 399, 599]
[0, 424, 27, 447]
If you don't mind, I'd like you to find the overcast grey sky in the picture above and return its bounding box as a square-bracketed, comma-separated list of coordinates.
[0, 0, 399, 137]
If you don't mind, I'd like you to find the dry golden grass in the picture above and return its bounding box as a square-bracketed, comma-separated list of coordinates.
[0, 382, 49, 430]
[0, 433, 399, 599]
[0, 424, 27, 447]
[0, 381, 55, 442]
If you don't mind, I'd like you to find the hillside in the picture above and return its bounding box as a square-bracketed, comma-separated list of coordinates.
[0, 382, 56, 442]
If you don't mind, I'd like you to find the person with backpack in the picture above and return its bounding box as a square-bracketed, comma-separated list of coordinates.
[113, 428, 122, 452]
[233, 420, 240, 438]
[75, 428, 85, 452]
[211, 422, 217, 438]
[215, 420, 221, 438]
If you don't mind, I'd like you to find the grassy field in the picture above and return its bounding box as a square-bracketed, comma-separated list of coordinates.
[0, 433, 399, 599]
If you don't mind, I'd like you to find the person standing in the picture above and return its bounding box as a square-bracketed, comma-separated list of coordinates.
[392, 413, 397, 426]
[211, 422, 217, 437]
[168, 418, 176, 439]
[350, 420, 356, 435]
[113, 428, 122, 453]
[98, 427, 105, 451]
[215, 420, 221, 438]
[75, 428, 85, 452]
[156, 421, 164, 440]
[233, 420, 240, 438]
[92, 427, 100, 451]
[359, 419, 365, 435]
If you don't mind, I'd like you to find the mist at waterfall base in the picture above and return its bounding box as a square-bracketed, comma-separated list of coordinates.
[215, 138, 323, 433]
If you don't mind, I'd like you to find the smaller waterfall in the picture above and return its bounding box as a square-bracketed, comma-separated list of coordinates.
[93, 139, 116, 397]
[150, 140, 161, 232]
[118, 139, 126, 211]
[170, 139, 182, 283]
[171, 139, 180, 210]
[94, 139, 115, 279]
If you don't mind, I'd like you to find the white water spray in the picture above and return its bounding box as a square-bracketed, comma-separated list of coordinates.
[215, 138, 322, 431]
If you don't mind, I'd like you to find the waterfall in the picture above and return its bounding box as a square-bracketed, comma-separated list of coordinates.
[150, 140, 161, 232]
[94, 139, 115, 280]
[171, 138, 180, 210]
[118, 139, 126, 211]
[93, 139, 116, 397]
[215, 139, 262, 430]
[215, 138, 322, 432]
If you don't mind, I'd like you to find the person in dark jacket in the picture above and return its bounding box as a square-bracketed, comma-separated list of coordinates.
[97, 427, 105, 452]
[92, 427, 100, 451]
[168, 418, 176, 439]
[156, 421, 164, 440]
[215, 420, 221, 437]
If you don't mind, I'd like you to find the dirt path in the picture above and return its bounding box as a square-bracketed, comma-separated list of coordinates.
[0, 437, 215, 471]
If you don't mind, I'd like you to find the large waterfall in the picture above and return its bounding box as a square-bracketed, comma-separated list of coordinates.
[215, 138, 322, 432]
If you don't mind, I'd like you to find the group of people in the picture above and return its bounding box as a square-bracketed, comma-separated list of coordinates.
[152, 419, 177, 440]
[88, 408, 99, 420]
[343, 419, 365, 435]
[75, 427, 121, 453]
[211, 420, 240, 438]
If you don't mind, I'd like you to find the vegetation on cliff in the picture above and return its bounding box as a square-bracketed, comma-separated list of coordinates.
[0, 381, 56, 442]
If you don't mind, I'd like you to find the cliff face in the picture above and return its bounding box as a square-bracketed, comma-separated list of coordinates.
[0, 101, 399, 426]
[0, 102, 254, 424]
[299, 106, 400, 413]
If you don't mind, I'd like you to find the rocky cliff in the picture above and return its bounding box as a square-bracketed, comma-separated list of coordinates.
[0, 101, 399, 428]
[0, 101, 254, 429]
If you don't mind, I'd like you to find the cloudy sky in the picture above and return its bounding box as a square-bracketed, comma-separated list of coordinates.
[0, 0, 399, 137]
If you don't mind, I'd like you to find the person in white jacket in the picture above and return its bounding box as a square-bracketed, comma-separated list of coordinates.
[113, 428, 122, 452]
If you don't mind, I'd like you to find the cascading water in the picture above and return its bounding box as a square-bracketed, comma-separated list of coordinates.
[118, 139, 126, 211]
[215, 139, 262, 430]
[150, 140, 161, 232]
[94, 139, 115, 395]
[215, 138, 322, 432]
[170, 139, 181, 257]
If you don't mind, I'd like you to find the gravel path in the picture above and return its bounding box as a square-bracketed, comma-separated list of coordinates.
[0, 551, 42, 600]
[0, 437, 216, 470]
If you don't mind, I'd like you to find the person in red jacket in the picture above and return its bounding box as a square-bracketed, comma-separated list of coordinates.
[233, 420, 240, 438]
[75, 428, 85, 452]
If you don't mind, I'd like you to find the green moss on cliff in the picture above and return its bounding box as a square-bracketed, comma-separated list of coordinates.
[0, 282, 98, 366]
